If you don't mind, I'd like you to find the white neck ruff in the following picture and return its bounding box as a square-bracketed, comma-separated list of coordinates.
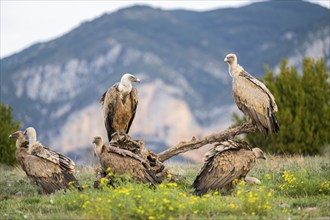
[118, 81, 132, 94]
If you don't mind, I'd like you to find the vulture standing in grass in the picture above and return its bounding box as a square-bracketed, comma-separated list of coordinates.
[92, 136, 157, 184]
[100, 73, 140, 142]
[14, 127, 82, 194]
[224, 53, 279, 136]
[9, 131, 29, 174]
[192, 139, 266, 196]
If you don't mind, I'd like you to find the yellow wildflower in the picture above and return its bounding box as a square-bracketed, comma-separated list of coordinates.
[100, 177, 108, 185]
[134, 195, 142, 199]
[163, 198, 170, 204]
[203, 193, 211, 198]
[232, 178, 239, 185]
[167, 182, 178, 187]
[179, 192, 187, 197]
[82, 200, 90, 209]
[178, 204, 186, 209]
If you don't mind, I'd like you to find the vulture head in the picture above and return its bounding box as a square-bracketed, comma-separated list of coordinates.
[92, 136, 104, 157]
[119, 73, 140, 93]
[9, 131, 26, 148]
[23, 127, 37, 145]
[252, 147, 266, 160]
[224, 53, 238, 65]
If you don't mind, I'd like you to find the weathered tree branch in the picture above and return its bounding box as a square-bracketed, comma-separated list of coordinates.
[157, 123, 256, 162]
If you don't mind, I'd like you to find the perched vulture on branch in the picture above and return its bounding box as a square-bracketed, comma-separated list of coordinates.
[224, 53, 279, 136]
[92, 136, 157, 184]
[100, 73, 140, 142]
[15, 127, 82, 194]
[192, 139, 266, 196]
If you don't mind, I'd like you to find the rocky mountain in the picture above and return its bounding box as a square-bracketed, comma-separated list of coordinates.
[1, 0, 329, 164]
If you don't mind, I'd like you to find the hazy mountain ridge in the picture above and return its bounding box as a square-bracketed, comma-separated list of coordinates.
[1, 1, 329, 163]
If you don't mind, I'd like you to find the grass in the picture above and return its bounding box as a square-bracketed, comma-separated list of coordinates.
[0, 154, 329, 220]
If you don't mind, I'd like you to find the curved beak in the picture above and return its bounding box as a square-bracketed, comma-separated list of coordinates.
[224, 57, 228, 63]
[134, 77, 141, 83]
[9, 132, 17, 139]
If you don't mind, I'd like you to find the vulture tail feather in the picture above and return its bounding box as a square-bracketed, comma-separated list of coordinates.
[62, 171, 83, 191]
[270, 112, 280, 133]
[105, 119, 115, 142]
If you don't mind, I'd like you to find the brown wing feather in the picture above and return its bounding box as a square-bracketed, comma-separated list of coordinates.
[31, 144, 59, 164]
[56, 152, 76, 173]
[193, 141, 256, 196]
[103, 84, 119, 141]
[126, 87, 138, 134]
[43, 145, 76, 173]
[233, 70, 279, 136]
[31, 144, 76, 173]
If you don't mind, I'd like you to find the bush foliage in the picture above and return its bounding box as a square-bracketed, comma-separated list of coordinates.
[0, 103, 20, 165]
[233, 57, 330, 155]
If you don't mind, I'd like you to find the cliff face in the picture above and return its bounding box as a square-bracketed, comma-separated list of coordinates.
[1, 1, 329, 163]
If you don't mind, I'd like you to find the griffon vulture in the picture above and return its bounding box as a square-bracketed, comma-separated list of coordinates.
[92, 136, 157, 184]
[100, 73, 140, 142]
[192, 139, 266, 196]
[19, 127, 82, 193]
[224, 53, 279, 136]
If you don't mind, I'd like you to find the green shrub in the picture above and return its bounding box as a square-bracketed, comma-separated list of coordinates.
[0, 103, 20, 165]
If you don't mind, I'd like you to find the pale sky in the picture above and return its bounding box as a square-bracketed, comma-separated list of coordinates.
[1, 0, 329, 58]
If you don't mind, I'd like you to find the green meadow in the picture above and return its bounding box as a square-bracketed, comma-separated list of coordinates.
[1, 154, 329, 220]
